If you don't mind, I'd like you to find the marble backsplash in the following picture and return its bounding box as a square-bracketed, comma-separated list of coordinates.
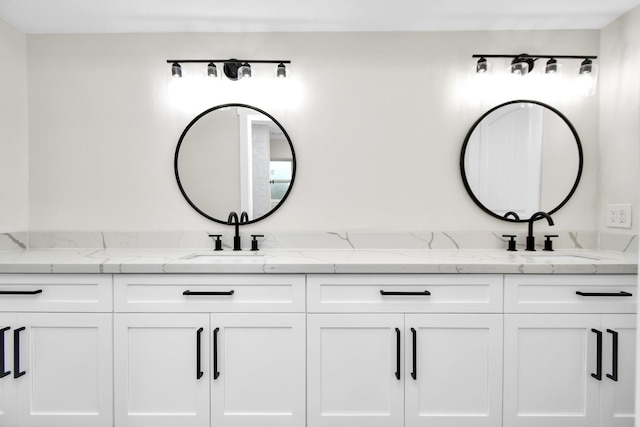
[0, 232, 27, 251]
[0, 230, 636, 253]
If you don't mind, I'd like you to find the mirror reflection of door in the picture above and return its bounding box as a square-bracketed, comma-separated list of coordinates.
[238, 109, 293, 219]
[467, 103, 543, 218]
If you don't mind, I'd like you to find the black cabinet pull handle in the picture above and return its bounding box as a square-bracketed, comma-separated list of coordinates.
[606, 329, 618, 382]
[14, 327, 26, 379]
[395, 328, 401, 380]
[576, 291, 632, 297]
[0, 327, 9, 378]
[183, 290, 234, 296]
[0, 290, 42, 295]
[213, 327, 220, 380]
[381, 290, 431, 296]
[196, 327, 204, 380]
[411, 327, 417, 380]
[591, 328, 602, 381]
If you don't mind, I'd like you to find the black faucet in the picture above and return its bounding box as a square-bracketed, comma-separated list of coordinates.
[227, 211, 249, 251]
[526, 211, 554, 251]
[503, 211, 521, 221]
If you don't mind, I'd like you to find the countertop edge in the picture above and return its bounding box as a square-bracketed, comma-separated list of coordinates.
[0, 248, 635, 275]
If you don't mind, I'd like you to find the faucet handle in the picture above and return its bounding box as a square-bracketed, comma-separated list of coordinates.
[502, 235, 518, 252]
[208, 234, 223, 251]
[251, 235, 264, 251]
[543, 235, 559, 252]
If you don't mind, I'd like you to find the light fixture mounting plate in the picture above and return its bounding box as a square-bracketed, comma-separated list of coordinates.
[223, 60, 242, 81]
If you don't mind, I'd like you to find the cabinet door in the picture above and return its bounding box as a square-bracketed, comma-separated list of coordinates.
[600, 314, 635, 427]
[114, 314, 209, 427]
[504, 314, 600, 427]
[0, 313, 17, 427]
[211, 313, 305, 427]
[405, 314, 503, 427]
[14, 313, 113, 427]
[307, 314, 404, 427]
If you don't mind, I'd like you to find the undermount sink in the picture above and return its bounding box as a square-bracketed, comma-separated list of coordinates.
[515, 252, 602, 261]
[183, 251, 264, 259]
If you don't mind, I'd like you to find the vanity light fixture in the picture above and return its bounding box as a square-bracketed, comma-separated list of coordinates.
[166, 59, 291, 81]
[171, 62, 182, 78]
[510, 55, 534, 75]
[238, 62, 252, 79]
[476, 57, 488, 73]
[207, 62, 218, 78]
[579, 58, 593, 74]
[276, 62, 287, 78]
[472, 54, 597, 76]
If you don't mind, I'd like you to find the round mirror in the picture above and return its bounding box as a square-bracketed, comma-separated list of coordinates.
[460, 100, 583, 222]
[175, 103, 296, 224]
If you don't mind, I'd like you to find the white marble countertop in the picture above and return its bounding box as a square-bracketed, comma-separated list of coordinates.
[0, 248, 635, 275]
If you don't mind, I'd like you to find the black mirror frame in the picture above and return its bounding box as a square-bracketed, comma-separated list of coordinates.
[174, 103, 297, 225]
[460, 99, 584, 223]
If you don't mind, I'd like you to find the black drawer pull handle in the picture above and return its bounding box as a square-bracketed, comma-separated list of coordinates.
[0, 327, 9, 378]
[213, 327, 220, 380]
[591, 328, 602, 381]
[606, 329, 618, 382]
[14, 327, 26, 379]
[381, 290, 431, 296]
[196, 327, 204, 380]
[411, 327, 417, 380]
[395, 328, 401, 381]
[183, 290, 234, 296]
[0, 290, 43, 295]
[576, 291, 632, 297]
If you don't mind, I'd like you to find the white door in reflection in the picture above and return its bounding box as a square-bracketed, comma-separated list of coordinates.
[467, 103, 543, 218]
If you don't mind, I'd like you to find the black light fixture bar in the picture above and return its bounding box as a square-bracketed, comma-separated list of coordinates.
[167, 59, 291, 80]
[166, 59, 291, 64]
[473, 53, 598, 76]
[472, 54, 597, 60]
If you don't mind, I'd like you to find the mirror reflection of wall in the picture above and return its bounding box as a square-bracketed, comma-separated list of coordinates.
[178, 107, 241, 216]
[175, 104, 296, 224]
[461, 100, 583, 221]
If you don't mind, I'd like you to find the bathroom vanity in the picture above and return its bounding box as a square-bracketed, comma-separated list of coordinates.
[0, 248, 636, 427]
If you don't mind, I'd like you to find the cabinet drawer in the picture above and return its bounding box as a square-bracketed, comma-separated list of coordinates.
[505, 274, 637, 313]
[307, 274, 503, 313]
[0, 274, 112, 312]
[114, 274, 305, 312]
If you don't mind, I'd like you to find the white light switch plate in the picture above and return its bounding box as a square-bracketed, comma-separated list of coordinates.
[606, 204, 632, 228]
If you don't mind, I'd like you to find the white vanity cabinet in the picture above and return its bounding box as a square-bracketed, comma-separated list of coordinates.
[306, 274, 504, 427]
[0, 274, 113, 427]
[307, 313, 405, 427]
[0, 266, 635, 427]
[113, 274, 306, 427]
[114, 312, 210, 427]
[503, 274, 636, 427]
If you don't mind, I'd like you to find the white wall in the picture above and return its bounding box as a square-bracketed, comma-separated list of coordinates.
[599, 6, 640, 234]
[0, 19, 28, 232]
[600, 7, 640, 426]
[26, 30, 600, 233]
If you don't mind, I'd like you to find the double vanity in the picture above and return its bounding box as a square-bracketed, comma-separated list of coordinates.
[0, 96, 636, 427]
[0, 248, 636, 427]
